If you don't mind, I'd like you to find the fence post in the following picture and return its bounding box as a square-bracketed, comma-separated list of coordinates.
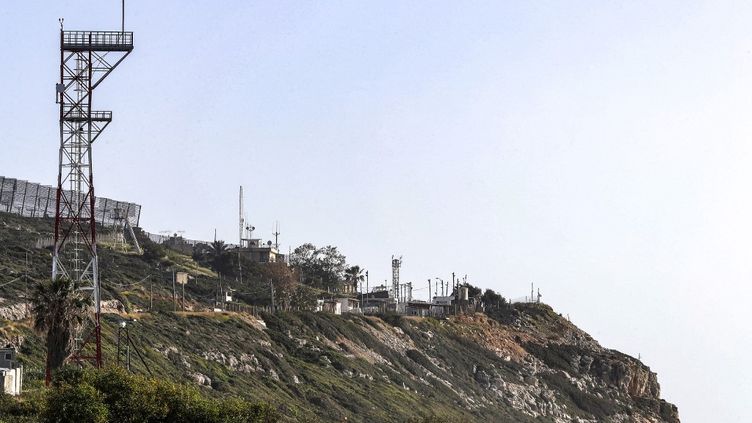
[31, 184, 41, 217]
[44, 186, 52, 217]
[9, 179, 17, 213]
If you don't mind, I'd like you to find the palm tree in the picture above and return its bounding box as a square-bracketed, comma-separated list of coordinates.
[31, 278, 92, 380]
[208, 240, 231, 274]
[344, 265, 365, 294]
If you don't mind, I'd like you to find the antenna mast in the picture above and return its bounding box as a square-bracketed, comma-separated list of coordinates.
[239, 186, 244, 247]
[272, 221, 280, 250]
[391, 255, 402, 303]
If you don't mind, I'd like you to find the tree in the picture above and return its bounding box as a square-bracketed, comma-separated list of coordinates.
[481, 289, 506, 309]
[193, 240, 234, 276]
[344, 265, 365, 293]
[461, 283, 482, 298]
[31, 278, 92, 378]
[289, 243, 346, 291]
[260, 262, 297, 309]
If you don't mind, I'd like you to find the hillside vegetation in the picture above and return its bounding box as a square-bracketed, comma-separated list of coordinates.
[0, 212, 679, 422]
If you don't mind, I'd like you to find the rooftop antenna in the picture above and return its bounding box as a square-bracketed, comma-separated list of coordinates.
[272, 221, 280, 250]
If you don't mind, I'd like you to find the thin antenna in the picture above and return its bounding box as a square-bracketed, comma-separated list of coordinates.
[272, 221, 280, 250]
[531, 282, 534, 304]
[239, 186, 244, 246]
[121, 0, 125, 32]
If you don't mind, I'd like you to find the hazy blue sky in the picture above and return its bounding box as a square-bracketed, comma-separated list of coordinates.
[2, 1, 751, 421]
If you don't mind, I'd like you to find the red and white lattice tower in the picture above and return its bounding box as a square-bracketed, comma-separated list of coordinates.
[51, 26, 133, 376]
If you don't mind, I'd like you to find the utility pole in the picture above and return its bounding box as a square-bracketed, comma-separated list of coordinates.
[172, 269, 176, 312]
[428, 279, 432, 302]
[365, 271, 369, 296]
[182, 277, 185, 311]
[238, 251, 243, 285]
[269, 280, 275, 313]
[451, 272, 456, 315]
[219, 277, 224, 311]
[24, 252, 30, 315]
[149, 276, 153, 311]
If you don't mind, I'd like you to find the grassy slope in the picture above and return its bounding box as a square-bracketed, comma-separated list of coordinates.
[0, 212, 676, 422]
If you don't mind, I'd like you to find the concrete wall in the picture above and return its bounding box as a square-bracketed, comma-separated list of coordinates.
[1, 367, 22, 396]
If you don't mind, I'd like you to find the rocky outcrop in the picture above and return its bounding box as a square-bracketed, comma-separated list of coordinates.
[0, 302, 29, 321]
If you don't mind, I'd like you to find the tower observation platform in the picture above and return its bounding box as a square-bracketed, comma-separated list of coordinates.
[62, 31, 133, 52]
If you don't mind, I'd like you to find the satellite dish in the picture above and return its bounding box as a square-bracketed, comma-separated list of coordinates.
[267, 240, 272, 246]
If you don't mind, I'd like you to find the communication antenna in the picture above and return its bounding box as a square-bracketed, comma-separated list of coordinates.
[531, 282, 534, 303]
[391, 255, 402, 303]
[239, 186, 244, 247]
[272, 221, 280, 250]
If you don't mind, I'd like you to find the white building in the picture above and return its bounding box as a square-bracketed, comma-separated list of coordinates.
[0, 348, 22, 396]
[336, 298, 361, 314]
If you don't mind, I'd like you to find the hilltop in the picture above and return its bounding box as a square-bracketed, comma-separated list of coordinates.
[0, 212, 679, 422]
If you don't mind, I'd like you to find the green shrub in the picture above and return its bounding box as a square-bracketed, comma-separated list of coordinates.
[39, 366, 280, 423]
[43, 382, 109, 423]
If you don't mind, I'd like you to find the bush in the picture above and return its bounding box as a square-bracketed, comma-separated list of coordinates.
[43, 382, 109, 423]
[43, 366, 280, 423]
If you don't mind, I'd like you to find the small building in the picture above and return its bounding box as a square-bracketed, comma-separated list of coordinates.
[238, 239, 285, 264]
[337, 298, 361, 314]
[404, 301, 432, 317]
[360, 289, 392, 314]
[431, 295, 454, 317]
[0, 348, 22, 396]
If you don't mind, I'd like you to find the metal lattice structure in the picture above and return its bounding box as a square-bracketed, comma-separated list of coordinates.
[391, 255, 402, 303]
[52, 28, 133, 372]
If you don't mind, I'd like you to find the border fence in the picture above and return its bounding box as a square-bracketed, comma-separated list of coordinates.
[0, 176, 141, 227]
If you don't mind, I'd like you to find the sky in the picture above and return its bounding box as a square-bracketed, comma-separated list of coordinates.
[1, 1, 751, 421]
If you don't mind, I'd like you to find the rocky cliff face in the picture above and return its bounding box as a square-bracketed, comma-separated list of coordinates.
[2, 305, 677, 422]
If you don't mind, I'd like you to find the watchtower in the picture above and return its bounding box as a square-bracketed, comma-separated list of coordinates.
[51, 25, 133, 378]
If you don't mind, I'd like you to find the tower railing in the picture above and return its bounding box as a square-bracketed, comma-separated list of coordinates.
[62, 31, 134, 51]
